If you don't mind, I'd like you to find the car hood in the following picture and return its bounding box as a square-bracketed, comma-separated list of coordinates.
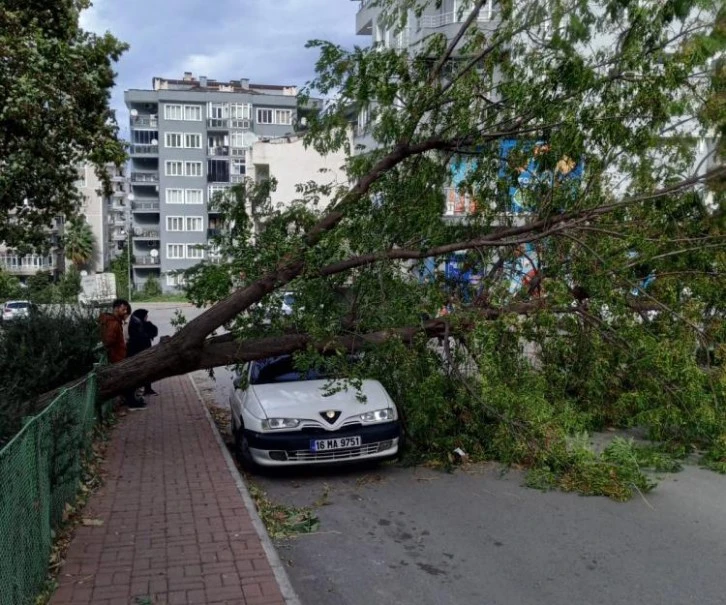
[250, 379, 393, 418]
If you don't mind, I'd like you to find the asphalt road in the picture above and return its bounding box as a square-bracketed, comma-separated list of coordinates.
[148, 302, 726, 605]
[254, 462, 726, 605]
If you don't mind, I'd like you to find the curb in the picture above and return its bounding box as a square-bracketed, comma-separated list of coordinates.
[188, 375, 302, 605]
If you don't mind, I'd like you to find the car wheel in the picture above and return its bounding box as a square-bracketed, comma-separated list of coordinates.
[234, 428, 260, 474]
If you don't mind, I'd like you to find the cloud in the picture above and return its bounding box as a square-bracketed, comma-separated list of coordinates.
[77, 0, 362, 137]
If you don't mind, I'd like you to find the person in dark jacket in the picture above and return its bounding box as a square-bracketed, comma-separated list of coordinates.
[99, 299, 146, 409]
[127, 308, 160, 396]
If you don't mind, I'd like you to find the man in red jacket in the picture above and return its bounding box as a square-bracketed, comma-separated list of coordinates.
[99, 299, 146, 409]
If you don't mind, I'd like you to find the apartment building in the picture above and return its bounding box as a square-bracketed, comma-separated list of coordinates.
[124, 73, 322, 291]
[76, 162, 129, 272]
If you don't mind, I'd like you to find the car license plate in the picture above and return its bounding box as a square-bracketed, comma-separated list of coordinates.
[311, 436, 361, 451]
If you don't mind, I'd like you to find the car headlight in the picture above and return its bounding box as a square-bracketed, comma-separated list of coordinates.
[261, 418, 301, 430]
[360, 408, 395, 423]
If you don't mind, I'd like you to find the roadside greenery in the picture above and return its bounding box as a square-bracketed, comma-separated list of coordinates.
[0, 0, 127, 251]
[0, 307, 101, 446]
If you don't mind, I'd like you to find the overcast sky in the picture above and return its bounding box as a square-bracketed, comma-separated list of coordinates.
[80, 0, 361, 138]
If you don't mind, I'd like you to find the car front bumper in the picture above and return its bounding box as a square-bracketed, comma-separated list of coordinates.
[244, 422, 402, 467]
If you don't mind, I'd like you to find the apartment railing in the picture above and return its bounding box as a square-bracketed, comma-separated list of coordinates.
[208, 145, 230, 157]
[131, 115, 158, 128]
[207, 118, 230, 129]
[419, 3, 496, 28]
[132, 200, 160, 211]
[0, 259, 56, 274]
[130, 144, 159, 155]
[130, 172, 159, 183]
[132, 229, 160, 239]
[230, 175, 245, 184]
[133, 255, 160, 266]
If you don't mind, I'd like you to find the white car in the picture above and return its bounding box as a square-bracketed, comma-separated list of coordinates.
[229, 355, 402, 471]
[2, 300, 34, 322]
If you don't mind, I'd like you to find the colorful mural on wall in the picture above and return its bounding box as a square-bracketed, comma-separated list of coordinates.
[498, 139, 584, 214]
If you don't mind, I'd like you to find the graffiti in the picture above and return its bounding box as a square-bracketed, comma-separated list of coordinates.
[499, 139, 584, 214]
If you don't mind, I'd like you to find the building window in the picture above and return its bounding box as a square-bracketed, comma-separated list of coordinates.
[185, 189, 203, 204]
[230, 132, 247, 148]
[164, 104, 183, 120]
[165, 161, 184, 176]
[166, 216, 184, 231]
[185, 133, 202, 149]
[186, 216, 203, 232]
[207, 159, 230, 183]
[184, 161, 202, 177]
[166, 244, 185, 259]
[275, 109, 293, 125]
[186, 245, 204, 260]
[256, 108, 293, 125]
[231, 159, 246, 176]
[184, 105, 202, 121]
[231, 104, 251, 120]
[209, 103, 228, 119]
[256, 108, 273, 124]
[165, 133, 183, 148]
[166, 273, 187, 287]
[166, 188, 184, 204]
[208, 184, 231, 202]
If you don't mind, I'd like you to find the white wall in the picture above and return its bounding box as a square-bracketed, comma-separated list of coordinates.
[249, 136, 349, 212]
[77, 163, 106, 272]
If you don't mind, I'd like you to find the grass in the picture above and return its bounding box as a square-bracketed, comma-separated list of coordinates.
[130, 293, 189, 303]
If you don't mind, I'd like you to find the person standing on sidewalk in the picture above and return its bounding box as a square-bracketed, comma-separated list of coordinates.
[127, 308, 159, 396]
[99, 299, 146, 410]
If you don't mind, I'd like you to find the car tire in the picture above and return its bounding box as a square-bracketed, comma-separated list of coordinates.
[234, 428, 261, 474]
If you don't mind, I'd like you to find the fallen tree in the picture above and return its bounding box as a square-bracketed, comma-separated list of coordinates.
[20, 0, 726, 489]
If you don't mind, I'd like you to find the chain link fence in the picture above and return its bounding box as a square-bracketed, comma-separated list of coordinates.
[0, 372, 110, 605]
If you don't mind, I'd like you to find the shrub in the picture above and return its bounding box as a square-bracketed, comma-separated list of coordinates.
[142, 277, 162, 298]
[0, 306, 101, 446]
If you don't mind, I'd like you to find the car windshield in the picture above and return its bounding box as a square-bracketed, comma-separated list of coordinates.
[6, 302, 28, 309]
[250, 355, 330, 385]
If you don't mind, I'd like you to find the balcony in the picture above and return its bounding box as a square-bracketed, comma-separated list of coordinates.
[131, 115, 158, 128]
[111, 201, 127, 212]
[207, 118, 230, 130]
[131, 171, 159, 183]
[133, 255, 160, 266]
[230, 175, 245, 184]
[132, 200, 160, 212]
[208, 145, 230, 157]
[418, 3, 497, 29]
[132, 229, 160, 240]
[111, 230, 128, 241]
[130, 144, 159, 156]
[207, 228, 222, 238]
[355, 0, 376, 35]
[0, 255, 56, 276]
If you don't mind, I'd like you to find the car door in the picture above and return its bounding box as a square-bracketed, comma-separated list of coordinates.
[230, 363, 251, 431]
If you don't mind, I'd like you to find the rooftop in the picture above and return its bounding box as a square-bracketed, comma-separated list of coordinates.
[150, 72, 298, 96]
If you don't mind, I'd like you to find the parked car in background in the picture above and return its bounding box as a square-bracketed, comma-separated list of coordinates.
[1, 301, 34, 322]
[230, 354, 402, 471]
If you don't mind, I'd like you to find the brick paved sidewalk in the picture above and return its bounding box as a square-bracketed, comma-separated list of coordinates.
[51, 375, 289, 605]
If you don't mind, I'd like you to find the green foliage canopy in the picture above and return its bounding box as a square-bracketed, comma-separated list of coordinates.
[0, 0, 127, 251]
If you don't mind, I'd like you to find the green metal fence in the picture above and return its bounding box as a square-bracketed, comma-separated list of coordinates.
[0, 373, 108, 605]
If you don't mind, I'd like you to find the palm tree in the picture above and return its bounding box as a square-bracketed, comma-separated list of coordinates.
[63, 219, 96, 270]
